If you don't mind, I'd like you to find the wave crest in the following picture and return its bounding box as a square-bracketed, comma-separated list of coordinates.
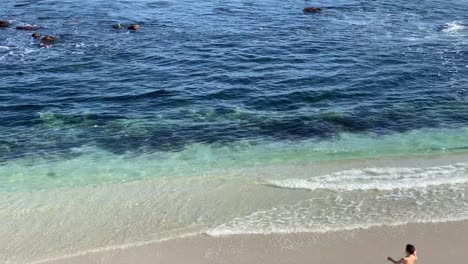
[267, 163, 468, 191]
[440, 22, 467, 32]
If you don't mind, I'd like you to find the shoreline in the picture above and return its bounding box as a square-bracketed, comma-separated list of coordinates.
[41, 220, 468, 264]
[2, 152, 467, 263]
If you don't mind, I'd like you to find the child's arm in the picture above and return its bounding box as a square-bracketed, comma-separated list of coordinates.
[387, 257, 404, 264]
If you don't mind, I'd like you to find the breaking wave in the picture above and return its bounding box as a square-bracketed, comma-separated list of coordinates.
[267, 163, 468, 191]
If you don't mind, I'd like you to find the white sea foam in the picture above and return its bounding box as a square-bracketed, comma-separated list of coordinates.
[267, 163, 468, 191]
[441, 22, 467, 32]
[209, 163, 468, 237]
[208, 183, 468, 236]
[207, 217, 468, 237]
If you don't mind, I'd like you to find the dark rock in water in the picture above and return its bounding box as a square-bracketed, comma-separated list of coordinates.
[15, 3, 31, 7]
[214, 7, 232, 14]
[128, 24, 140, 30]
[303, 7, 322, 13]
[32, 32, 41, 39]
[0, 20, 10, 28]
[16, 25, 39, 31]
[40, 35, 55, 46]
[46, 171, 57, 178]
[113, 23, 122, 29]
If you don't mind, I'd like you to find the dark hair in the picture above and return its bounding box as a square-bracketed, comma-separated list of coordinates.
[406, 244, 416, 255]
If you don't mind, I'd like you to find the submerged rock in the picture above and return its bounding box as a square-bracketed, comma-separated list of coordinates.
[40, 35, 55, 46]
[128, 24, 140, 30]
[32, 32, 41, 39]
[46, 172, 57, 178]
[15, 3, 31, 7]
[303, 7, 322, 13]
[113, 23, 122, 29]
[0, 20, 10, 28]
[16, 25, 39, 31]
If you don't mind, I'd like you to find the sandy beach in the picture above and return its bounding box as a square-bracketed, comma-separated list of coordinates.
[2, 153, 464, 264]
[41, 220, 468, 264]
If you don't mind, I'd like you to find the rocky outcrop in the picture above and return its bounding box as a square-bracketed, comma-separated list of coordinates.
[303, 7, 322, 13]
[0, 20, 10, 28]
[128, 24, 140, 30]
[16, 25, 39, 31]
[32, 32, 41, 39]
[40, 35, 55, 46]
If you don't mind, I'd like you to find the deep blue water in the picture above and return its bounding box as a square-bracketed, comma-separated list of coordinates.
[2, 0, 468, 163]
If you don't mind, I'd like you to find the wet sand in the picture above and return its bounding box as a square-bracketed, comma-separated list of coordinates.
[41, 220, 468, 264]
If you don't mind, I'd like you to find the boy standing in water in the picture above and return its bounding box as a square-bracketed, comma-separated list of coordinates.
[387, 244, 417, 264]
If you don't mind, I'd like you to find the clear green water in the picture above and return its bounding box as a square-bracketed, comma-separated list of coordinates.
[2, 126, 468, 192]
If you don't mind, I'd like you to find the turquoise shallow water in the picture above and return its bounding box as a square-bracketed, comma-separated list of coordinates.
[2, 126, 468, 192]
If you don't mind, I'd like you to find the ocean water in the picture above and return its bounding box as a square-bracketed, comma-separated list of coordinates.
[1, 0, 468, 263]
